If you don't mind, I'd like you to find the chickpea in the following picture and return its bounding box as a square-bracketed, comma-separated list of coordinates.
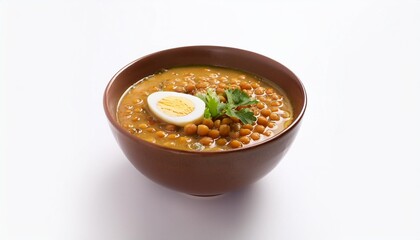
[167, 133, 179, 139]
[147, 117, 156, 125]
[269, 113, 280, 121]
[261, 108, 271, 117]
[221, 118, 232, 125]
[263, 130, 273, 137]
[179, 136, 189, 144]
[257, 116, 269, 126]
[229, 132, 240, 139]
[239, 129, 252, 136]
[239, 136, 251, 144]
[214, 119, 221, 129]
[146, 127, 156, 133]
[271, 101, 281, 106]
[196, 82, 209, 88]
[208, 129, 220, 139]
[255, 125, 265, 133]
[236, 106, 245, 111]
[165, 124, 177, 131]
[202, 118, 214, 128]
[174, 87, 185, 93]
[239, 82, 252, 90]
[156, 131, 166, 138]
[231, 117, 240, 123]
[230, 140, 242, 148]
[268, 122, 275, 128]
[242, 124, 253, 130]
[218, 95, 226, 103]
[266, 88, 274, 94]
[199, 137, 213, 146]
[250, 132, 260, 140]
[254, 87, 265, 95]
[244, 89, 253, 96]
[256, 102, 265, 109]
[216, 138, 227, 146]
[197, 124, 210, 136]
[184, 123, 197, 135]
[216, 88, 225, 94]
[251, 82, 260, 88]
[231, 123, 241, 131]
[257, 96, 266, 102]
[185, 84, 195, 93]
[270, 106, 279, 112]
[231, 78, 240, 84]
[219, 124, 231, 136]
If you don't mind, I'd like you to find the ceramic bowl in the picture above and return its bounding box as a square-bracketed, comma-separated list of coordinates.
[103, 46, 307, 196]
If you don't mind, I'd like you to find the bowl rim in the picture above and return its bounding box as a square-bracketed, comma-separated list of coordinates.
[103, 45, 307, 155]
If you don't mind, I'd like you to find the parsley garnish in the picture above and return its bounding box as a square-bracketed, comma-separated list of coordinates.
[197, 89, 258, 124]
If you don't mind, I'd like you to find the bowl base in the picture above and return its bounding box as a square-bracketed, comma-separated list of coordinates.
[189, 193, 224, 198]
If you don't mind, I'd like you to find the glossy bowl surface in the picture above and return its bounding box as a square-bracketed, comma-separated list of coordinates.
[104, 46, 307, 196]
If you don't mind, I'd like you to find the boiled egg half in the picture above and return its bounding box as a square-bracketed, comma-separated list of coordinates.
[147, 91, 205, 127]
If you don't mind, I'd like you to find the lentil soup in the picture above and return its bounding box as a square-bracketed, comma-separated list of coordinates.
[117, 66, 293, 151]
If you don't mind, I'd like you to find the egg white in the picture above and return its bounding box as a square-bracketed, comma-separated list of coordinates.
[147, 91, 205, 127]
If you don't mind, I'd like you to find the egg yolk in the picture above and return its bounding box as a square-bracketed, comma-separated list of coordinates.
[157, 96, 195, 117]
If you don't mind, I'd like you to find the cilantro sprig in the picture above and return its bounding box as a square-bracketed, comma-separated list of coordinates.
[197, 89, 226, 119]
[197, 89, 259, 124]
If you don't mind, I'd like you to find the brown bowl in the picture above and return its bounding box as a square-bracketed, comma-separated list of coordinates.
[103, 46, 307, 196]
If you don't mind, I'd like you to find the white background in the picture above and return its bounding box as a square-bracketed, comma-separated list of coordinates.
[1, 0, 419, 239]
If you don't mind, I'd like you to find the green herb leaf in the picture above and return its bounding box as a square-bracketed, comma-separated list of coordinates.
[203, 108, 211, 119]
[197, 89, 225, 118]
[197, 88, 258, 124]
[225, 107, 257, 125]
[225, 89, 259, 107]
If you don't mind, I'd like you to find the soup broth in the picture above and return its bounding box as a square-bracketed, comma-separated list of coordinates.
[117, 66, 293, 151]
